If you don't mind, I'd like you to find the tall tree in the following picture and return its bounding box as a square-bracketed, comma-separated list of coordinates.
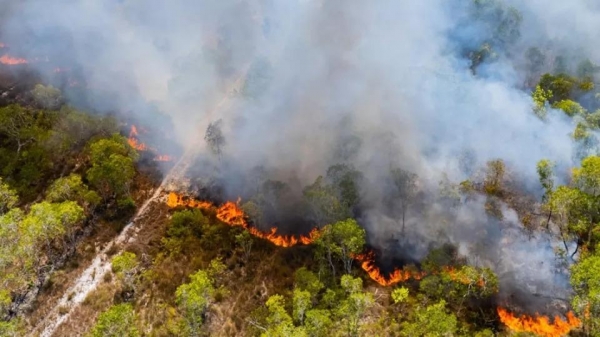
[391, 168, 418, 234]
[315, 219, 366, 276]
[204, 119, 225, 159]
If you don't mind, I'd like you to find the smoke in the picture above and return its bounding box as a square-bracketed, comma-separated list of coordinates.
[2, 0, 598, 308]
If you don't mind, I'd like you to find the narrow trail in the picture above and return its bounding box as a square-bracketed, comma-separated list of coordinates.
[33, 69, 248, 337]
[35, 149, 194, 337]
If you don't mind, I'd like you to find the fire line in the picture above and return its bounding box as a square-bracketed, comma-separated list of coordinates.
[165, 192, 582, 336]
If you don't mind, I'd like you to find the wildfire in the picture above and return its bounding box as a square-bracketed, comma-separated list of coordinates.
[128, 125, 148, 151]
[0, 54, 28, 65]
[497, 307, 581, 337]
[354, 252, 425, 286]
[127, 125, 172, 162]
[166, 192, 320, 247]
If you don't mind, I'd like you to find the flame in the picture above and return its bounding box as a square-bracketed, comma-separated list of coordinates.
[166, 192, 320, 247]
[497, 307, 581, 337]
[0, 54, 28, 65]
[354, 252, 425, 286]
[128, 125, 149, 151]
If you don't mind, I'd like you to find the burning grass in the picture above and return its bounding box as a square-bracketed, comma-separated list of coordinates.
[496, 307, 581, 337]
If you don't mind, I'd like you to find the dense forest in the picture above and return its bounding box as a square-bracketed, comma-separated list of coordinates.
[1, 0, 600, 336]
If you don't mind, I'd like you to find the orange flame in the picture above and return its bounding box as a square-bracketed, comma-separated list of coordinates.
[497, 307, 581, 337]
[127, 125, 149, 151]
[353, 252, 425, 286]
[166, 192, 320, 247]
[0, 54, 28, 65]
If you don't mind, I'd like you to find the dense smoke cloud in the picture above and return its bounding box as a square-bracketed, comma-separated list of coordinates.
[2, 0, 598, 306]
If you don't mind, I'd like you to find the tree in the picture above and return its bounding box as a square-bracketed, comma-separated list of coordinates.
[46, 174, 100, 210]
[537, 159, 555, 201]
[538, 73, 577, 104]
[400, 300, 458, 337]
[337, 275, 374, 337]
[86, 135, 137, 200]
[326, 164, 363, 211]
[112, 252, 138, 291]
[391, 287, 409, 304]
[263, 294, 307, 337]
[553, 99, 586, 116]
[483, 159, 506, 196]
[570, 252, 600, 335]
[204, 119, 225, 159]
[88, 303, 139, 337]
[304, 309, 332, 337]
[0, 178, 18, 214]
[22, 201, 85, 248]
[391, 168, 418, 234]
[0, 105, 38, 154]
[532, 85, 553, 119]
[30, 84, 63, 110]
[315, 219, 366, 276]
[294, 267, 324, 298]
[303, 176, 349, 228]
[175, 269, 216, 336]
[235, 230, 254, 263]
[293, 289, 312, 325]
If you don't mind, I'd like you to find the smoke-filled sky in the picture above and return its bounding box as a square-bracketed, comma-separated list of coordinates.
[2, 0, 599, 304]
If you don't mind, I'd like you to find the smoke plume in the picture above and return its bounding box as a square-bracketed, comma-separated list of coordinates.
[2, 0, 598, 310]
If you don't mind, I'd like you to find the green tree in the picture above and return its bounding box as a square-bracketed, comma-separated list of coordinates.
[315, 219, 366, 276]
[235, 230, 254, 263]
[17, 201, 84, 253]
[391, 287, 409, 304]
[570, 252, 600, 335]
[400, 300, 458, 337]
[46, 174, 100, 210]
[554, 99, 586, 116]
[537, 159, 555, 201]
[175, 269, 216, 336]
[112, 252, 138, 291]
[0, 104, 38, 154]
[88, 303, 139, 337]
[0, 178, 18, 214]
[293, 289, 312, 325]
[86, 135, 137, 200]
[336, 275, 374, 337]
[294, 267, 324, 298]
[532, 84, 553, 119]
[304, 309, 332, 337]
[263, 294, 307, 337]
